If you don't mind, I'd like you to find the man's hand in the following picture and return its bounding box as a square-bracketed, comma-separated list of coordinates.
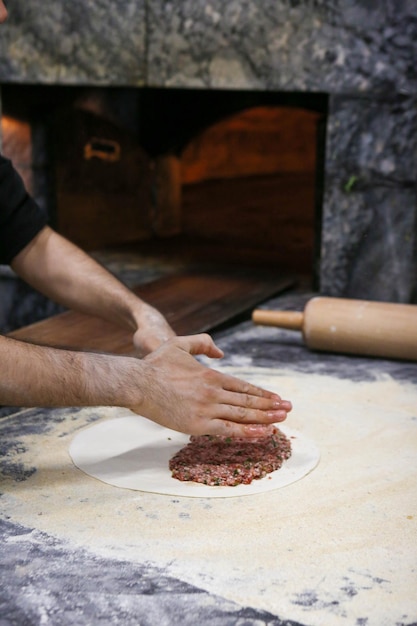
[132, 303, 176, 356]
[132, 333, 292, 437]
[1, 332, 291, 439]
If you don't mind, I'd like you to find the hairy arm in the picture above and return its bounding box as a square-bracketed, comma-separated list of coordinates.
[0, 333, 292, 437]
[11, 226, 175, 354]
[5, 226, 293, 436]
[0, 334, 139, 409]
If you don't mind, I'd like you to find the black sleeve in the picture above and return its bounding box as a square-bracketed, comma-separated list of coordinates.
[0, 154, 49, 265]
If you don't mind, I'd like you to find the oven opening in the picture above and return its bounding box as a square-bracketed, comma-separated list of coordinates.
[1, 85, 327, 278]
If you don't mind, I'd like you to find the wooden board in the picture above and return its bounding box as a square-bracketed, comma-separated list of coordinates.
[9, 268, 294, 355]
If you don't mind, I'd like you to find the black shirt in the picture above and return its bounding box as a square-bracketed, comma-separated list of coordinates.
[0, 154, 48, 264]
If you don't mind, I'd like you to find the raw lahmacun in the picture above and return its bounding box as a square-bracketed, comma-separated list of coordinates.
[169, 427, 292, 486]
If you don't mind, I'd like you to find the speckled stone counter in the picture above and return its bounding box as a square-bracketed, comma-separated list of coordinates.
[1, 288, 416, 626]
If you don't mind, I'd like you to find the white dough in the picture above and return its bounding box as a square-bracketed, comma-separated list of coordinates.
[69, 416, 320, 498]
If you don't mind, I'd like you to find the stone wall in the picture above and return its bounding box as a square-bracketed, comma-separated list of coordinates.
[1, 0, 416, 302]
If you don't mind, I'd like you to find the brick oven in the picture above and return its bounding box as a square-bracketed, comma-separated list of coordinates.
[0, 84, 325, 267]
[1, 0, 416, 333]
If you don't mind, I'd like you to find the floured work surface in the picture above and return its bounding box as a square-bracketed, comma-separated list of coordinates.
[69, 417, 319, 498]
[1, 366, 416, 626]
[9, 266, 294, 353]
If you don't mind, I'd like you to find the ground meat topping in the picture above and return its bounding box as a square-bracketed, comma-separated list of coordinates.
[169, 428, 292, 486]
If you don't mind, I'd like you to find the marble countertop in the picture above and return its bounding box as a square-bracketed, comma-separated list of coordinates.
[1, 288, 416, 626]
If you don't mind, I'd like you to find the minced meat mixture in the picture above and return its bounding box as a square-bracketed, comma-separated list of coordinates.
[169, 428, 292, 486]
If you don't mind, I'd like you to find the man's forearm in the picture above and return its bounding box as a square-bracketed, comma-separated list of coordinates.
[10, 226, 175, 354]
[1, 333, 293, 438]
[11, 226, 145, 330]
[0, 334, 142, 409]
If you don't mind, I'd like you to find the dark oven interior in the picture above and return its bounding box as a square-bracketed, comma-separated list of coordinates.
[1, 85, 327, 285]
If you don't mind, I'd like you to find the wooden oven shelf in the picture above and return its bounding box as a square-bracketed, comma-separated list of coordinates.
[9, 266, 295, 355]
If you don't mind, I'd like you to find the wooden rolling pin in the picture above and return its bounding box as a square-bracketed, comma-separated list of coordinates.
[252, 297, 417, 361]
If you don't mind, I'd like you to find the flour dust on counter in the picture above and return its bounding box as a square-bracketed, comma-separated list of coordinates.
[1, 367, 417, 626]
[68, 416, 319, 497]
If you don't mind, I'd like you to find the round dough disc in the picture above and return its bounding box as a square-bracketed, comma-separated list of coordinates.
[69, 416, 320, 498]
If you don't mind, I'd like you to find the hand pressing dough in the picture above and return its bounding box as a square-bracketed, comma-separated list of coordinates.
[69, 416, 320, 498]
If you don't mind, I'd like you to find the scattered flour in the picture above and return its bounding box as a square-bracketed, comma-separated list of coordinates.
[1, 367, 416, 626]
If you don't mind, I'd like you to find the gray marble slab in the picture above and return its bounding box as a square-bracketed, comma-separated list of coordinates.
[1, 1, 415, 93]
[320, 94, 417, 302]
[146, 1, 417, 93]
[1, 290, 416, 625]
[0, 0, 146, 85]
[0, 519, 298, 626]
